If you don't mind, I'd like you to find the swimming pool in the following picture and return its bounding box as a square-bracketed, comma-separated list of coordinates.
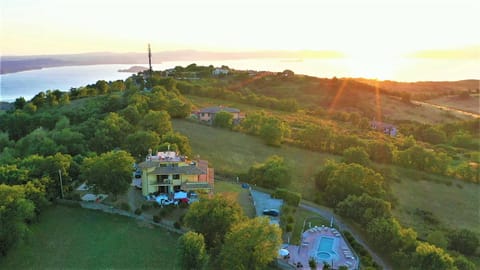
[316, 237, 336, 261]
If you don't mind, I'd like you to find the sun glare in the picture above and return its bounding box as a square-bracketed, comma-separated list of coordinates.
[344, 52, 403, 80]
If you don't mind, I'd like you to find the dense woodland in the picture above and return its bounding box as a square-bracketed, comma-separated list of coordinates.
[0, 64, 478, 269]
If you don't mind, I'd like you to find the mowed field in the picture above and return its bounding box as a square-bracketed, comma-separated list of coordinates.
[391, 179, 480, 237]
[173, 119, 480, 236]
[0, 205, 179, 269]
[172, 119, 337, 199]
[426, 94, 480, 115]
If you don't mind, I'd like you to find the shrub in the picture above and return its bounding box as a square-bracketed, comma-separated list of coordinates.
[174, 221, 181, 229]
[134, 208, 142, 215]
[285, 224, 293, 233]
[118, 202, 130, 211]
[272, 188, 301, 206]
[287, 215, 294, 224]
[153, 215, 162, 223]
[159, 209, 168, 217]
[141, 203, 151, 210]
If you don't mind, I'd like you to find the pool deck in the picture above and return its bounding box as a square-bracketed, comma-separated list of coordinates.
[283, 225, 359, 270]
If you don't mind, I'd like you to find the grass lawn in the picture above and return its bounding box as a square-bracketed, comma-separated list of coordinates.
[391, 178, 480, 237]
[172, 119, 338, 200]
[0, 205, 179, 270]
[290, 207, 330, 244]
[214, 180, 256, 218]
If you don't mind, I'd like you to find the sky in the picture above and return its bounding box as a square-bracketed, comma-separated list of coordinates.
[2, 0, 479, 80]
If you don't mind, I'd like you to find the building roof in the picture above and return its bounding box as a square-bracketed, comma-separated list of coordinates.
[199, 106, 240, 114]
[181, 182, 213, 190]
[150, 165, 206, 175]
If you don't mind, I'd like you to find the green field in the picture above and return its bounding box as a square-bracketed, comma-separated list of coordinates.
[391, 178, 480, 237]
[173, 119, 337, 200]
[0, 205, 179, 269]
[173, 119, 480, 237]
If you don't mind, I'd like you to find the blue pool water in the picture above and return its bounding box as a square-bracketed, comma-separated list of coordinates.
[316, 237, 336, 261]
[318, 237, 334, 252]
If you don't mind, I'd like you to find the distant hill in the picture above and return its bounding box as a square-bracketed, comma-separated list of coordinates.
[355, 78, 480, 99]
[0, 102, 14, 111]
[0, 50, 342, 74]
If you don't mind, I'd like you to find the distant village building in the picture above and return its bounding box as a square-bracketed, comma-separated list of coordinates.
[371, 120, 397, 137]
[136, 151, 214, 196]
[212, 68, 229, 76]
[194, 106, 245, 125]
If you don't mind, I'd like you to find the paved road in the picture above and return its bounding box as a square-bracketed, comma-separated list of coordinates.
[299, 202, 392, 270]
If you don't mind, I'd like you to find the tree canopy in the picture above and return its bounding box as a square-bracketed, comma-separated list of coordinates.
[80, 150, 135, 198]
[219, 217, 282, 270]
[184, 195, 245, 254]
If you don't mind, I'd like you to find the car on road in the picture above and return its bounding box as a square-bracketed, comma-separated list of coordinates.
[263, 209, 280, 217]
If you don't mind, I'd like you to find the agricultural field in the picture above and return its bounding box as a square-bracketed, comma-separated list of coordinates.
[173, 119, 480, 239]
[172, 119, 337, 199]
[426, 94, 480, 115]
[391, 177, 480, 237]
[0, 205, 179, 269]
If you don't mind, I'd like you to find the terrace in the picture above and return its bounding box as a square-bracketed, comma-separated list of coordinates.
[284, 225, 359, 269]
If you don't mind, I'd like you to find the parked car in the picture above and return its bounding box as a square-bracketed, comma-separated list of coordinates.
[159, 198, 178, 206]
[263, 209, 280, 217]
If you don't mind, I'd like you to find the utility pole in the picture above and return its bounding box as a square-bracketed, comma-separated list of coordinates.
[58, 169, 64, 199]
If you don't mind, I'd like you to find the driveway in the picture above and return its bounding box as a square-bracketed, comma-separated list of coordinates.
[250, 189, 283, 224]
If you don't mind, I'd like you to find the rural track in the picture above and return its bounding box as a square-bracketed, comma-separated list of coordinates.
[299, 202, 392, 270]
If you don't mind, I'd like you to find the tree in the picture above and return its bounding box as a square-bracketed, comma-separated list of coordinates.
[0, 132, 15, 152]
[140, 110, 172, 135]
[184, 195, 245, 254]
[301, 124, 333, 152]
[366, 217, 417, 255]
[336, 194, 392, 226]
[91, 113, 133, 152]
[367, 140, 395, 164]
[411, 242, 455, 270]
[426, 231, 448, 249]
[160, 132, 192, 157]
[259, 117, 290, 146]
[0, 184, 35, 255]
[219, 217, 282, 270]
[422, 127, 447, 145]
[213, 111, 233, 129]
[454, 255, 476, 270]
[168, 98, 191, 118]
[80, 150, 135, 199]
[50, 128, 86, 155]
[343, 146, 370, 166]
[0, 165, 29, 185]
[323, 162, 386, 207]
[248, 155, 291, 189]
[14, 97, 26, 110]
[240, 111, 266, 135]
[20, 153, 72, 199]
[177, 232, 209, 270]
[125, 131, 160, 160]
[447, 229, 479, 256]
[95, 80, 109, 94]
[16, 127, 59, 156]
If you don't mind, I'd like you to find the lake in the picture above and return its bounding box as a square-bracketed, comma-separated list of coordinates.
[1, 58, 479, 102]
